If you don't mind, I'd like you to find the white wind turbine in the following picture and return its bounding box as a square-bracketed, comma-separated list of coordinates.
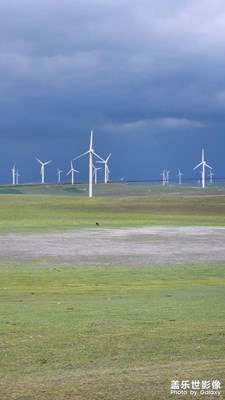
[73, 130, 103, 197]
[16, 170, 20, 185]
[193, 149, 212, 188]
[96, 153, 111, 183]
[160, 169, 166, 185]
[67, 161, 79, 185]
[36, 158, 52, 184]
[208, 170, 214, 184]
[92, 164, 101, 184]
[177, 169, 183, 185]
[12, 164, 16, 185]
[165, 170, 170, 184]
[57, 168, 63, 183]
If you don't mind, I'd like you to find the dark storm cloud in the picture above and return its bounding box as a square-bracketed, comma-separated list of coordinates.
[1, 0, 225, 182]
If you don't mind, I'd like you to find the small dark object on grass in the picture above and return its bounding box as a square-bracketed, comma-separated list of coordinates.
[96, 222, 99, 226]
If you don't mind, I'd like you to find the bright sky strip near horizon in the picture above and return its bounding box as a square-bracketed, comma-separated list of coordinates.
[0, 0, 225, 184]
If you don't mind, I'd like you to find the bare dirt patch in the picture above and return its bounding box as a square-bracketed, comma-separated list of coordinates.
[1, 226, 225, 265]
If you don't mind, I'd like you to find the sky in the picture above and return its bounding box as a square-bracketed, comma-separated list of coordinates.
[1, 0, 225, 184]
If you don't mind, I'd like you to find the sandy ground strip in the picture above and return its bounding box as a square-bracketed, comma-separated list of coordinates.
[0, 226, 225, 265]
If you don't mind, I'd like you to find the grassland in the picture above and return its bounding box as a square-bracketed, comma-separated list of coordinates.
[0, 183, 225, 399]
[1, 262, 225, 400]
[0, 183, 225, 233]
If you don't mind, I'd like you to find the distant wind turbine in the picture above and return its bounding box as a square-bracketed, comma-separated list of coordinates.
[96, 153, 111, 183]
[165, 170, 170, 184]
[177, 169, 183, 185]
[16, 170, 20, 185]
[12, 164, 16, 185]
[193, 149, 212, 188]
[92, 164, 101, 184]
[208, 170, 214, 184]
[36, 158, 52, 184]
[160, 169, 166, 186]
[73, 130, 103, 197]
[66, 161, 79, 185]
[57, 168, 63, 183]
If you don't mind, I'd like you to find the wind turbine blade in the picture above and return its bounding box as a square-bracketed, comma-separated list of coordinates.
[106, 153, 111, 162]
[44, 161, 52, 165]
[205, 163, 212, 169]
[92, 151, 104, 161]
[96, 160, 105, 164]
[90, 130, 93, 151]
[73, 150, 90, 161]
[36, 158, 42, 164]
[193, 162, 202, 170]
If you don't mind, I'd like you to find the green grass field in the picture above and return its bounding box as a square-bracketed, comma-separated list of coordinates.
[0, 182, 225, 233]
[0, 183, 225, 399]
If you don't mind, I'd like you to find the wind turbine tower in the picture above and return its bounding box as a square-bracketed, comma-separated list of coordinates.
[160, 170, 166, 186]
[177, 169, 183, 185]
[193, 149, 212, 188]
[92, 164, 101, 184]
[12, 164, 16, 185]
[73, 130, 103, 197]
[97, 153, 111, 183]
[208, 170, 214, 184]
[66, 161, 79, 185]
[36, 158, 52, 184]
[16, 170, 20, 185]
[165, 170, 170, 184]
[57, 168, 63, 183]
